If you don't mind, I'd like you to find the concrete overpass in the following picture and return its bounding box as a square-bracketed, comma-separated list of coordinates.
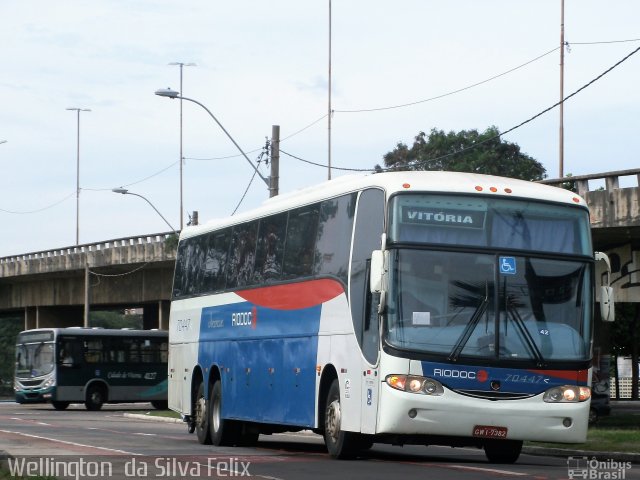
[0, 232, 176, 330]
[1, 168, 640, 331]
[542, 167, 640, 303]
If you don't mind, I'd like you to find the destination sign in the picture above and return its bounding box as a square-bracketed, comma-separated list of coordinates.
[401, 206, 486, 229]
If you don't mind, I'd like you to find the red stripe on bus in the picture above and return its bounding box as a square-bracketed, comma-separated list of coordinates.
[527, 369, 589, 383]
[237, 279, 344, 310]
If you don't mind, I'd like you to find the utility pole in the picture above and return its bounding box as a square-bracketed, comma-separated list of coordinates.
[84, 261, 90, 327]
[168, 62, 197, 229]
[270, 125, 280, 198]
[559, 0, 565, 178]
[327, 0, 332, 180]
[66, 108, 91, 245]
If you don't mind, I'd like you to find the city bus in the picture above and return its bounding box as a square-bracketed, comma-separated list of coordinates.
[168, 171, 614, 463]
[14, 327, 168, 410]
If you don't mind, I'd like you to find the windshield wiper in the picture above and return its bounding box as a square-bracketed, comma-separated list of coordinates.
[507, 304, 545, 366]
[448, 296, 489, 362]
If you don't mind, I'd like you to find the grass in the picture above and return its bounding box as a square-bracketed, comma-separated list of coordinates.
[527, 414, 640, 453]
[143, 409, 181, 419]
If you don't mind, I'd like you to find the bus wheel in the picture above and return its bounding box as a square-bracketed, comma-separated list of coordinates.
[484, 439, 523, 464]
[52, 401, 70, 410]
[85, 384, 106, 411]
[151, 400, 168, 410]
[209, 380, 238, 446]
[324, 379, 360, 459]
[195, 382, 212, 445]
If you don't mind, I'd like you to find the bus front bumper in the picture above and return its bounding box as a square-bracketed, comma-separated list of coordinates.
[15, 386, 55, 404]
[376, 384, 589, 444]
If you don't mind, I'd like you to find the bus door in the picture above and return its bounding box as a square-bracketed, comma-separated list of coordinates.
[168, 343, 185, 412]
[350, 188, 385, 434]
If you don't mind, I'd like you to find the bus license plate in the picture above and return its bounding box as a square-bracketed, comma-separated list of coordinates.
[473, 425, 508, 439]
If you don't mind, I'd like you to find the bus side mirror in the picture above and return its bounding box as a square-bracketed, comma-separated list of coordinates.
[600, 286, 615, 322]
[595, 251, 615, 322]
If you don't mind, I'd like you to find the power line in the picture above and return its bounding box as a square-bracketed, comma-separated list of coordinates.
[280, 149, 373, 172]
[231, 145, 269, 215]
[334, 46, 560, 113]
[281, 44, 640, 172]
[84, 160, 180, 191]
[407, 44, 640, 165]
[184, 114, 329, 162]
[569, 38, 640, 45]
[0, 191, 75, 215]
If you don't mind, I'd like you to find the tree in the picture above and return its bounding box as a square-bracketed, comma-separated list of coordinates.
[378, 127, 546, 181]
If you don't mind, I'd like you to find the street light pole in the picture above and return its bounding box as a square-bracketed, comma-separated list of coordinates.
[66, 107, 91, 245]
[155, 88, 269, 188]
[112, 188, 177, 233]
[168, 62, 197, 230]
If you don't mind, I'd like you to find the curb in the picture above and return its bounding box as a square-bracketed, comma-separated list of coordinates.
[123, 412, 183, 424]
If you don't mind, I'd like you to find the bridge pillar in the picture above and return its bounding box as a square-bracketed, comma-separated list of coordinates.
[159, 300, 170, 331]
[141, 301, 171, 331]
[24, 306, 83, 329]
[25, 307, 37, 330]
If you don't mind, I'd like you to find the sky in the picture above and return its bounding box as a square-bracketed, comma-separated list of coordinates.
[1, 1, 639, 257]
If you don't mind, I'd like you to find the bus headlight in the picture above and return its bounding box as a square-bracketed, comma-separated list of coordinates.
[42, 375, 56, 389]
[386, 375, 444, 396]
[543, 385, 590, 403]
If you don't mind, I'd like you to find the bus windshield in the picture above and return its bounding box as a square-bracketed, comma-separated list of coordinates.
[385, 249, 592, 364]
[15, 331, 55, 378]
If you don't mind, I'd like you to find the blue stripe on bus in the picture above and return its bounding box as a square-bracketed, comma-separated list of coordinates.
[199, 301, 323, 426]
[421, 360, 588, 395]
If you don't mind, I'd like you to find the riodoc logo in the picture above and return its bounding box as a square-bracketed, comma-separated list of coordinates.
[231, 307, 257, 329]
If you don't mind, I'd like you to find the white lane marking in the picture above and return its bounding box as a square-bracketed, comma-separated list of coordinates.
[9, 417, 52, 426]
[0, 429, 141, 455]
[134, 433, 156, 436]
[448, 464, 529, 476]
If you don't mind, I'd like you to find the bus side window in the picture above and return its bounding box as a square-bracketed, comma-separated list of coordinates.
[254, 212, 287, 284]
[204, 229, 231, 293]
[314, 193, 357, 285]
[84, 340, 103, 363]
[227, 221, 259, 289]
[283, 204, 320, 278]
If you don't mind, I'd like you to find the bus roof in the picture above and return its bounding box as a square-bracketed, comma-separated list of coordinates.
[181, 171, 586, 240]
[18, 328, 168, 339]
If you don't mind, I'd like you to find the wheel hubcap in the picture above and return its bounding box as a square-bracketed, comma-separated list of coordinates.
[196, 396, 207, 428]
[326, 400, 341, 440]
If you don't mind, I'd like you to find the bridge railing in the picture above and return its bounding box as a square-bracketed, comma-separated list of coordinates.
[0, 231, 177, 265]
[541, 167, 640, 196]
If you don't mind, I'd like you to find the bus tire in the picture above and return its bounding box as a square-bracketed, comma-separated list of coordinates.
[324, 379, 361, 459]
[483, 439, 522, 464]
[151, 400, 168, 410]
[195, 382, 212, 445]
[52, 401, 70, 410]
[209, 380, 238, 446]
[85, 384, 106, 411]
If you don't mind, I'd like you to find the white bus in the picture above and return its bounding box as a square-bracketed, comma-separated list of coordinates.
[168, 171, 614, 463]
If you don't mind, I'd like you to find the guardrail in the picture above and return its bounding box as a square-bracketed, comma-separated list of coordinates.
[0, 231, 178, 265]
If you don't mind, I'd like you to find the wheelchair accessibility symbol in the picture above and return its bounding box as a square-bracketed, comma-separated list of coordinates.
[499, 256, 517, 275]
